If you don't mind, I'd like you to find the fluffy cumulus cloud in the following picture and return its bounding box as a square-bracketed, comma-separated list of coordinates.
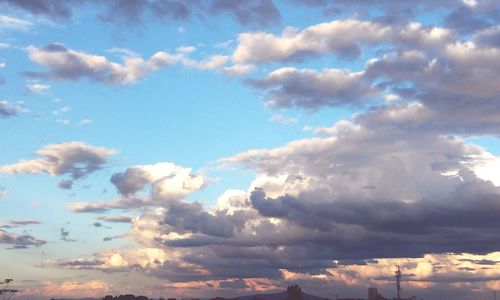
[362, 43, 500, 134]
[0, 142, 115, 187]
[25, 44, 166, 84]
[25, 43, 251, 84]
[110, 162, 205, 200]
[69, 162, 206, 213]
[231, 19, 451, 64]
[241, 21, 500, 124]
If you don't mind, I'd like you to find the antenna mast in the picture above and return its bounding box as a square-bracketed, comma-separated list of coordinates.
[395, 265, 402, 300]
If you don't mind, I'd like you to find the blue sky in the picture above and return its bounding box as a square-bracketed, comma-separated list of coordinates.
[1, 1, 500, 300]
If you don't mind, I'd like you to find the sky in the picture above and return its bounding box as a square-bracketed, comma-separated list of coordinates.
[0, 1, 499, 299]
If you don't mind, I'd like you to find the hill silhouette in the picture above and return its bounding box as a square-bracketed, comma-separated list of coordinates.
[231, 285, 325, 300]
[93, 285, 326, 300]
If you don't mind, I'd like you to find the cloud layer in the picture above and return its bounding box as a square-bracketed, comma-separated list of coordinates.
[1, 0, 281, 28]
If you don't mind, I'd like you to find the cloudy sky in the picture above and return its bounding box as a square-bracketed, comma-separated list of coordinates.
[0, 1, 499, 299]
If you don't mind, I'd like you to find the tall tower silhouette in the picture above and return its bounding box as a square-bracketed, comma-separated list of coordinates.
[395, 265, 402, 300]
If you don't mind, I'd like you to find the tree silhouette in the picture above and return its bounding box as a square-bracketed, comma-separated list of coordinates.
[0, 279, 18, 300]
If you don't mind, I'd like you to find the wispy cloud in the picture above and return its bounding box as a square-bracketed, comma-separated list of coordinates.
[269, 114, 298, 125]
[0, 15, 32, 30]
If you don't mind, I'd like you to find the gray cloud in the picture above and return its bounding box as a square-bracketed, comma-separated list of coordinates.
[162, 200, 240, 238]
[0, 220, 41, 228]
[92, 222, 111, 229]
[211, 0, 280, 28]
[0, 229, 46, 249]
[474, 25, 500, 48]
[68, 197, 149, 213]
[1, 0, 280, 28]
[207, 108, 500, 264]
[38, 258, 105, 269]
[362, 43, 500, 135]
[0, 100, 19, 118]
[110, 167, 152, 196]
[292, 0, 498, 34]
[57, 180, 73, 190]
[96, 215, 133, 223]
[248, 67, 377, 109]
[245, 25, 500, 128]
[0, 141, 116, 187]
[0, 0, 82, 21]
[102, 234, 124, 242]
[60, 227, 76, 242]
[444, 6, 493, 34]
[443, 2, 500, 34]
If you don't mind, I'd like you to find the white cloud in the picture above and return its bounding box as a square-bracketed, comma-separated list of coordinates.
[56, 119, 70, 125]
[0, 15, 32, 31]
[470, 153, 500, 186]
[269, 114, 298, 125]
[52, 106, 70, 115]
[110, 162, 205, 202]
[232, 20, 387, 63]
[78, 118, 93, 126]
[176, 46, 196, 53]
[26, 44, 250, 84]
[27, 44, 162, 84]
[26, 82, 51, 93]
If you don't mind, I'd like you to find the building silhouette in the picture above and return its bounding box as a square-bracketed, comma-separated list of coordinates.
[368, 288, 378, 300]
